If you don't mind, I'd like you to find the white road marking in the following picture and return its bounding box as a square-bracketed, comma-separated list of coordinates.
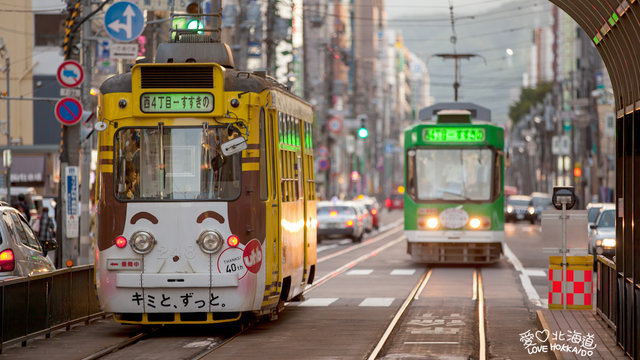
[316, 244, 339, 252]
[359, 297, 395, 307]
[298, 298, 339, 307]
[523, 268, 547, 277]
[391, 269, 416, 275]
[403, 342, 460, 345]
[347, 269, 374, 275]
[503, 243, 543, 307]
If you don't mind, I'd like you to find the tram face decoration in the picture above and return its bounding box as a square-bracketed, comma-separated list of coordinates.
[96, 59, 317, 324]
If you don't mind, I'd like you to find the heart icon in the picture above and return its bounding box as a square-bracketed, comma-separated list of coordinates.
[535, 329, 550, 342]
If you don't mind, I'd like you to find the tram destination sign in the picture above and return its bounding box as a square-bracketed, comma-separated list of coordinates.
[423, 127, 486, 143]
[140, 93, 214, 113]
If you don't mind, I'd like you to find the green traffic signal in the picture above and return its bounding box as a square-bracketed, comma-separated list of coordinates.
[187, 19, 204, 31]
[358, 127, 369, 139]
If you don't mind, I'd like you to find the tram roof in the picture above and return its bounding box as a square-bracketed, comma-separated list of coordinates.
[418, 102, 491, 122]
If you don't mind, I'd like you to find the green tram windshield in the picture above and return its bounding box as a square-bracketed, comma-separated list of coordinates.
[406, 148, 499, 203]
[114, 127, 241, 201]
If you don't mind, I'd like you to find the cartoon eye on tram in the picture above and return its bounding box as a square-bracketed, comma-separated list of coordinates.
[94, 7, 316, 325]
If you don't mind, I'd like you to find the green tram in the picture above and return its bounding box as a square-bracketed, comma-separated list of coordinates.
[403, 103, 504, 264]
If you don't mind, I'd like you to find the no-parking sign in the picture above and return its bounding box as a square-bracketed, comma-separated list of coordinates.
[55, 98, 83, 126]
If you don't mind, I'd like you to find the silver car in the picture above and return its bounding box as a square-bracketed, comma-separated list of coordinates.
[0, 202, 57, 280]
[588, 204, 616, 258]
[317, 201, 365, 243]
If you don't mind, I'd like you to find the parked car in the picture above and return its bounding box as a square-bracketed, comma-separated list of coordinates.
[317, 201, 365, 243]
[528, 192, 553, 224]
[386, 193, 404, 211]
[0, 202, 57, 280]
[588, 204, 616, 259]
[505, 195, 532, 223]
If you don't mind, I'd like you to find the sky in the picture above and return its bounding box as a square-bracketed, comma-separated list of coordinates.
[386, 0, 513, 19]
[385, 0, 554, 125]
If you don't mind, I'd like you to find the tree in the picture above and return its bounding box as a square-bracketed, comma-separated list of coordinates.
[509, 82, 552, 125]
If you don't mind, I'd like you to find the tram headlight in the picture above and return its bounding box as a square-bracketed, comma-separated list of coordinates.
[468, 216, 490, 230]
[197, 230, 224, 254]
[130, 231, 155, 254]
[426, 217, 439, 229]
[469, 218, 482, 229]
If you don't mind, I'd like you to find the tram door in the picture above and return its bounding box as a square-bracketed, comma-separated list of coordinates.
[266, 111, 280, 290]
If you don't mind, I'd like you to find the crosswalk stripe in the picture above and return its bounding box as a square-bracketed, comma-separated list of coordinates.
[359, 298, 395, 307]
[298, 298, 339, 307]
[347, 269, 374, 275]
[391, 269, 416, 275]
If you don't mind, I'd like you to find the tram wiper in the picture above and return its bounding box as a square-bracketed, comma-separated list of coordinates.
[442, 190, 472, 201]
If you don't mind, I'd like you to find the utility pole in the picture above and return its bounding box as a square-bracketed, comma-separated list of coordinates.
[79, 0, 93, 265]
[265, 0, 276, 75]
[0, 39, 10, 202]
[57, 0, 82, 268]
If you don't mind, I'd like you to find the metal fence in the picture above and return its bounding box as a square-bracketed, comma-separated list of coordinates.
[0, 265, 103, 353]
[596, 255, 617, 330]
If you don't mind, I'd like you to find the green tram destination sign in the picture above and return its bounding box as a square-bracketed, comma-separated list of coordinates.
[141, 93, 214, 113]
[423, 127, 486, 143]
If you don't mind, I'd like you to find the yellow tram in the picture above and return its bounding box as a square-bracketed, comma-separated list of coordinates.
[95, 33, 316, 324]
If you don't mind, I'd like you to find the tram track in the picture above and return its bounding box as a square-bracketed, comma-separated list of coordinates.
[367, 267, 488, 360]
[79, 222, 405, 360]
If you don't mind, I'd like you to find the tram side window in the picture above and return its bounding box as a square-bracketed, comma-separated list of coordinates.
[114, 127, 241, 201]
[269, 114, 277, 200]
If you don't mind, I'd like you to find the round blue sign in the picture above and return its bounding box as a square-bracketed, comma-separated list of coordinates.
[104, 1, 145, 42]
[55, 98, 83, 126]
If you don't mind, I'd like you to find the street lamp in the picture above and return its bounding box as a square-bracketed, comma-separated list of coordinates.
[0, 38, 10, 203]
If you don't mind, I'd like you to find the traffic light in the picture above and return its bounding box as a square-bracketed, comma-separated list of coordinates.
[172, 2, 204, 34]
[573, 164, 582, 177]
[357, 117, 368, 139]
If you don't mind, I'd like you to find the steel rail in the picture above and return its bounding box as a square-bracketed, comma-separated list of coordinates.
[366, 269, 433, 360]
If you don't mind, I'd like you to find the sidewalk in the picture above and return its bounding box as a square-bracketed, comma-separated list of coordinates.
[536, 309, 627, 359]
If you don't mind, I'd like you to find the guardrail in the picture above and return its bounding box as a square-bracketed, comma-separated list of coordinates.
[596, 255, 617, 330]
[0, 265, 103, 354]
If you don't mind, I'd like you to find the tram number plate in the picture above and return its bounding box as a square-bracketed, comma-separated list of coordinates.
[140, 92, 214, 113]
[423, 127, 486, 143]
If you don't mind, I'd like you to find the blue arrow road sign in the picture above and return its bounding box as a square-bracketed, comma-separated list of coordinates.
[55, 98, 83, 126]
[104, 1, 145, 42]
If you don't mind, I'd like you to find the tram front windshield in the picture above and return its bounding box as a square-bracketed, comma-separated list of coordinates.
[114, 127, 241, 201]
[408, 148, 494, 202]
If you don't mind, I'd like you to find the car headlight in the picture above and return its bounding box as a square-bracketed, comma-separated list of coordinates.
[197, 230, 224, 254]
[507, 206, 513, 213]
[602, 238, 616, 248]
[130, 231, 155, 254]
[528, 206, 535, 215]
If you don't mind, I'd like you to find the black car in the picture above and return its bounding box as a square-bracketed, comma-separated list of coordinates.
[505, 195, 532, 223]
